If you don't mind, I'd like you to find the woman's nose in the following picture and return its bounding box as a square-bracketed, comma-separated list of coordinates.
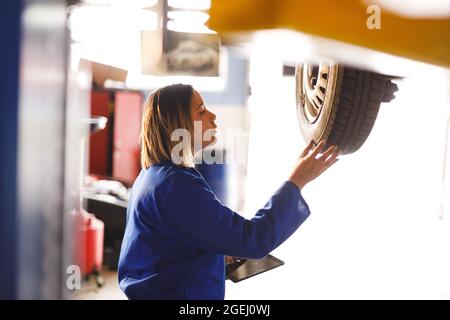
[209, 111, 216, 121]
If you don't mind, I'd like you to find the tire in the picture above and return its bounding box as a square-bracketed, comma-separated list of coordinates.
[295, 62, 399, 154]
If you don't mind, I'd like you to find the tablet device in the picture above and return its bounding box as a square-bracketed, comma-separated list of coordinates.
[226, 254, 284, 283]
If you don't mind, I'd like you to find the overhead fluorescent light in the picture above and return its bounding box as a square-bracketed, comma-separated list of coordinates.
[168, 0, 211, 10]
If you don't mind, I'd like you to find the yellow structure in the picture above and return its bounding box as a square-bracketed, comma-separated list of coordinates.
[208, 0, 450, 68]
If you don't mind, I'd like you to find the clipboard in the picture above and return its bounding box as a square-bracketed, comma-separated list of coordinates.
[225, 254, 284, 283]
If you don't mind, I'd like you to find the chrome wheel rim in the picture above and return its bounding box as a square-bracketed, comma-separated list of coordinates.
[296, 62, 339, 125]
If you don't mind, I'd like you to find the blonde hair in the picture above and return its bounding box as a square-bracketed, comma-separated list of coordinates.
[141, 84, 195, 169]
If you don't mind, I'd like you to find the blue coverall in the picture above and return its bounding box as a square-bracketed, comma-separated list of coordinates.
[118, 161, 310, 299]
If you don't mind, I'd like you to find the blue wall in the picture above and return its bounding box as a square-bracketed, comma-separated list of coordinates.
[0, 0, 21, 299]
[200, 53, 250, 106]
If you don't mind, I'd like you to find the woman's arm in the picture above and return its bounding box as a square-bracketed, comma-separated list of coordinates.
[151, 172, 307, 259]
[146, 140, 340, 259]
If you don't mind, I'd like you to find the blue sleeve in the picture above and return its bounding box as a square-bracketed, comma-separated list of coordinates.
[148, 171, 311, 259]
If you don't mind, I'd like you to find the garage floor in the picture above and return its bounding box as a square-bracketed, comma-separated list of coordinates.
[72, 271, 126, 300]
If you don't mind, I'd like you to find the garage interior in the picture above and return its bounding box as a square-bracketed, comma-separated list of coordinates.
[1, 0, 449, 300]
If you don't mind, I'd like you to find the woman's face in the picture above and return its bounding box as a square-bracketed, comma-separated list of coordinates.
[191, 90, 217, 150]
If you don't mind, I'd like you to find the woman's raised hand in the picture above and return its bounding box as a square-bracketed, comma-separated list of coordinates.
[288, 140, 341, 189]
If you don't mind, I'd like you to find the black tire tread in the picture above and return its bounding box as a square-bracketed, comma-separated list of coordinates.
[324, 67, 396, 154]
